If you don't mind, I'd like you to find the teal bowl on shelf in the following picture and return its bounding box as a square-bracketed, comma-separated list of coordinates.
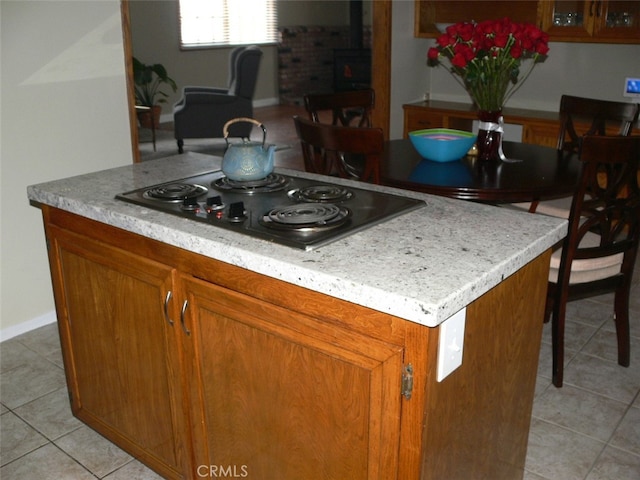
[408, 128, 477, 162]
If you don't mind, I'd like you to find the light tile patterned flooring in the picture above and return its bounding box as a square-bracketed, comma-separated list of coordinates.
[1, 273, 638, 479]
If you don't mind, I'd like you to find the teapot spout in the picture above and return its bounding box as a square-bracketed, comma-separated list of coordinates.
[265, 144, 276, 166]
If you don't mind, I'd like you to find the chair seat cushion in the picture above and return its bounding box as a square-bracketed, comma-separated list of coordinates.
[549, 230, 623, 284]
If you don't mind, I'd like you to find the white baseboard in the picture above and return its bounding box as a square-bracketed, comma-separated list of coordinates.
[0, 311, 57, 342]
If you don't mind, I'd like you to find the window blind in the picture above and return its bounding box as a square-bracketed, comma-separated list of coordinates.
[179, 0, 278, 48]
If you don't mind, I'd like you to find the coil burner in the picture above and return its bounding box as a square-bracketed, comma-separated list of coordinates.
[288, 184, 354, 203]
[116, 170, 425, 250]
[143, 183, 207, 202]
[212, 173, 288, 194]
[260, 203, 351, 232]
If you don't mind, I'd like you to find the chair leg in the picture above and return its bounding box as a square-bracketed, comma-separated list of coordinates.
[613, 288, 631, 367]
[551, 299, 567, 387]
[177, 139, 184, 154]
[543, 291, 553, 324]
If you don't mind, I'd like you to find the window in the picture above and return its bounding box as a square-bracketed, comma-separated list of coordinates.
[179, 0, 278, 48]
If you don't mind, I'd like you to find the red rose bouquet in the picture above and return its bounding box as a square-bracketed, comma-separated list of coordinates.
[427, 18, 549, 111]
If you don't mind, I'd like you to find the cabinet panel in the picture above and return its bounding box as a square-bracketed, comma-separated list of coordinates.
[48, 226, 187, 479]
[182, 275, 404, 480]
[598, 0, 640, 40]
[405, 109, 446, 133]
[415, 1, 540, 38]
[540, 0, 595, 39]
[522, 122, 560, 147]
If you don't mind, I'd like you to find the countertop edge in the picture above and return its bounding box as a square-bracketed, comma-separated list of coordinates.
[27, 156, 568, 328]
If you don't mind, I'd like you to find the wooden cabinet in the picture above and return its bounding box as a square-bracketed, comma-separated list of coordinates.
[540, 0, 640, 43]
[404, 100, 563, 147]
[181, 275, 404, 479]
[415, 0, 640, 44]
[41, 206, 550, 480]
[404, 100, 640, 148]
[46, 224, 188, 479]
[415, 1, 541, 37]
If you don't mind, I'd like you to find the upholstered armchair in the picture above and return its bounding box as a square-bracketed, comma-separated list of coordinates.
[173, 45, 263, 153]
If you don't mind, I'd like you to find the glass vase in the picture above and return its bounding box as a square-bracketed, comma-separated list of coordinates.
[476, 110, 504, 162]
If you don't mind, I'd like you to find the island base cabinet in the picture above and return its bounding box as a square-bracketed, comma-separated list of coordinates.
[40, 207, 550, 480]
[44, 223, 189, 479]
[419, 253, 549, 480]
[180, 275, 405, 480]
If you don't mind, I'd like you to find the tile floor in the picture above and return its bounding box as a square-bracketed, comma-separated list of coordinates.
[1, 276, 638, 479]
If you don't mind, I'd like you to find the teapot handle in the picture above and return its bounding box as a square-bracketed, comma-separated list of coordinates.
[223, 117, 266, 147]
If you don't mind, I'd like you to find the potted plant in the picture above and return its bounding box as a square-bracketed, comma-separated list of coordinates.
[133, 57, 178, 128]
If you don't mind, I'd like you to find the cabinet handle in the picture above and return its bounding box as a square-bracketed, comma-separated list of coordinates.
[180, 300, 191, 336]
[163, 291, 174, 326]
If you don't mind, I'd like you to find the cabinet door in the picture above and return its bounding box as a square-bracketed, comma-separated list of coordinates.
[540, 0, 595, 40]
[522, 121, 560, 147]
[594, 1, 640, 41]
[181, 275, 404, 480]
[48, 226, 187, 479]
[415, 1, 540, 38]
[541, 0, 640, 42]
[404, 109, 446, 136]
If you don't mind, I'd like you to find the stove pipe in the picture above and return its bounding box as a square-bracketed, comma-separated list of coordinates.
[350, 0, 364, 49]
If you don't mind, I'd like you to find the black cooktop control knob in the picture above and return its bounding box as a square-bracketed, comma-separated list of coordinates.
[228, 201, 247, 223]
[180, 197, 200, 213]
[205, 196, 224, 214]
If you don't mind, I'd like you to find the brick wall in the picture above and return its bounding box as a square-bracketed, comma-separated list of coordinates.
[278, 25, 372, 105]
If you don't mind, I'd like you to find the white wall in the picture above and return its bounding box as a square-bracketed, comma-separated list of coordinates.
[390, 1, 431, 139]
[0, 0, 132, 339]
[427, 42, 640, 112]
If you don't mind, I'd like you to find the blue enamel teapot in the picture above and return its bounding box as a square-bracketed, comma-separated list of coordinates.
[222, 118, 276, 181]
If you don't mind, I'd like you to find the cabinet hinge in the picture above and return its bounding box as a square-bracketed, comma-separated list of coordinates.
[401, 363, 413, 400]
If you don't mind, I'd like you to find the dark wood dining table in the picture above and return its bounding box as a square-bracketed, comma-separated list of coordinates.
[381, 139, 582, 204]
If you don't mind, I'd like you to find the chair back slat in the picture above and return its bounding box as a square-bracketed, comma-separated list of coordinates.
[557, 95, 640, 152]
[293, 115, 382, 184]
[560, 135, 640, 274]
[304, 89, 375, 128]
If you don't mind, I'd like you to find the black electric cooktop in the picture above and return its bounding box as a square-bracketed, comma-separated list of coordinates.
[116, 170, 425, 250]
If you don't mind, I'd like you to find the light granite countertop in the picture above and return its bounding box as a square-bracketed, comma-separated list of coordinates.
[27, 152, 567, 328]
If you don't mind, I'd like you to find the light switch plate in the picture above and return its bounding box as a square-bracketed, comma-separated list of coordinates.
[437, 307, 466, 382]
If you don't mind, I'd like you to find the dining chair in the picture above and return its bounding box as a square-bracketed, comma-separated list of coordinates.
[514, 95, 640, 216]
[303, 89, 375, 127]
[545, 135, 640, 387]
[293, 115, 382, 184]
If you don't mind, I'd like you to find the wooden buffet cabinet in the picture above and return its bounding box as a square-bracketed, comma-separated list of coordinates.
[42, 205, 550, 480]
[404, 100, 567, 147]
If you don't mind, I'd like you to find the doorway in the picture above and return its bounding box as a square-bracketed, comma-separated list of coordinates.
[120, 0, 391, 163]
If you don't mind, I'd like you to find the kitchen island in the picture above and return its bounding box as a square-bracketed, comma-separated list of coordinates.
[28, 153, 566, 480]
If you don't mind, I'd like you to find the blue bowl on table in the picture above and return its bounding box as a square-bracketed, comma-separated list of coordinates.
[408, 128, 476, 162]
